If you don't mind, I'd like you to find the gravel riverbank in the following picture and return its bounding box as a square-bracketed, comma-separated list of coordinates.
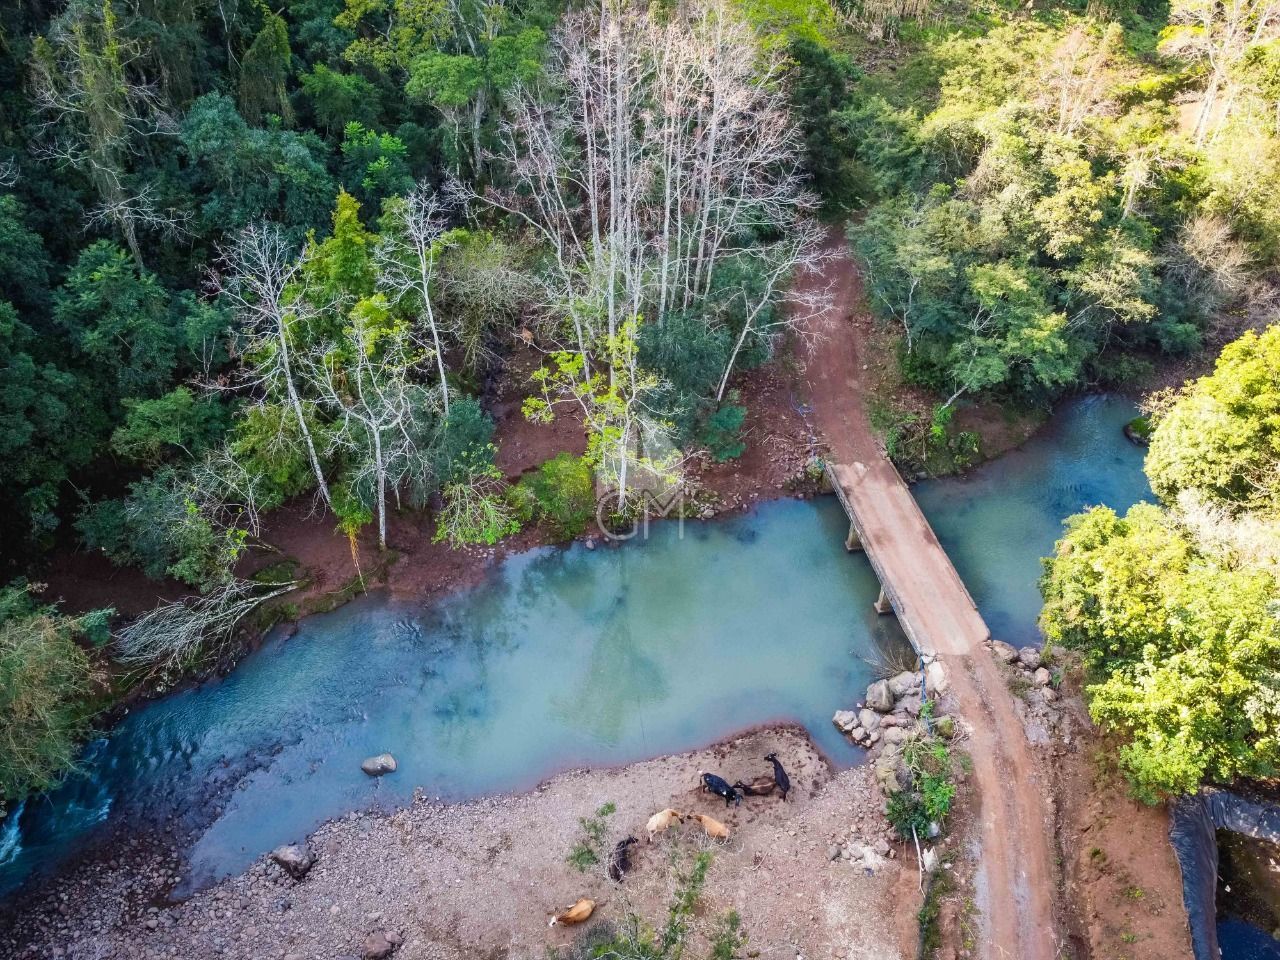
[1, 726, 916, 960]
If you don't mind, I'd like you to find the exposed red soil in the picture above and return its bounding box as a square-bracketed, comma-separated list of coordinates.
[1054, 705, 1194, 959]
[45, 328, 825, 626]
[33, 549, 187, 622]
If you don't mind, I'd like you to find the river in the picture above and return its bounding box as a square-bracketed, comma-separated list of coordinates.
[0, 393, 1151, 904]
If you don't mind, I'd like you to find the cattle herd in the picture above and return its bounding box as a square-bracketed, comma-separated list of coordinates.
[548, 753, 793, 928]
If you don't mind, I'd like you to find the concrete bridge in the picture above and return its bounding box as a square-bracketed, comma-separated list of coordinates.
[826, 459, 990, 657]
[802, 228, 1058, 960]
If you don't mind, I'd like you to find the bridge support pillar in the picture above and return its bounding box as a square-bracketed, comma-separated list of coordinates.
[845, 520, 863, 552]
[873, 585, 893, 615]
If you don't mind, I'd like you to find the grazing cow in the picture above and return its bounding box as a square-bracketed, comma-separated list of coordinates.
[549, 898, 596, 927]
[699, 771, 741, 807]
[733, 775, 777, 798]
[687, 812, 730, 841]
[763, 752, 791, 801]
[608, 836, 638, 882]
[646, 808, 683, 843]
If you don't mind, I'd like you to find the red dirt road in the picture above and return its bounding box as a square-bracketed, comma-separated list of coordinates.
[800, 227, 1061, 960]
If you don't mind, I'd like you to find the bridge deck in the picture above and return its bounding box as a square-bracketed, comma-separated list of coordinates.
[828, 459, 989, 657]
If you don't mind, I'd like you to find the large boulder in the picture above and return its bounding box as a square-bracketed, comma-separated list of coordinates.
[1033, 667, 1052, 686]
[887, 671, 918, 699]
[881, 726, 909, 746]
[859, 708, 881, 733]
[270, 844, 316, 880]
[1018, 646, 1043, 670]
[865, 679, 893, 713]
[361, 753, 398, 777]
[874, 757, 902, 794]
[833, 710, 858, 734]
[990, 640, 1018, 664]
[924, 660, 949, 696]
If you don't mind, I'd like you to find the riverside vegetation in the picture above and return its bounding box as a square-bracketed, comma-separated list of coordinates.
[0, 0, 1278, 876]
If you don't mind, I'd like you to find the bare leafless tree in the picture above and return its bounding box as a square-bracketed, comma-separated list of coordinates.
[116, 579, 299, 668]
[375, 183, 461, 415]
[304, 301, 439, 549]
[214, 223, 333, 508]
[1161, 0, 1280, 144]
[466, 0, 825, 381]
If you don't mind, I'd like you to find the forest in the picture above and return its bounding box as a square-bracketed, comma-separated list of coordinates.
[1, 0, 1279, 836]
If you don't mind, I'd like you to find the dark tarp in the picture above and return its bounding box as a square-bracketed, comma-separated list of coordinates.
[1169, 788, 1280, 960]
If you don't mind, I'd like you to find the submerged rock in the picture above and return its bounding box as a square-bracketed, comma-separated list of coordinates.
[361, 754, 398, 777]
[269, 844, 316, 880]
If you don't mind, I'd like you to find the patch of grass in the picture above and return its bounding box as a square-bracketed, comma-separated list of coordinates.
[1007, 671, 1033, 699]
[1126, 415, 1152, 443]
[888, 733, 958, 840]
[566, 801, 616, 873]
[918, 851, 957, 956]
[251, 558, 300, 586]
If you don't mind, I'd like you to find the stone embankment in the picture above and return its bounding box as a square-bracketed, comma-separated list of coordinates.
[830, 657, 957, 874]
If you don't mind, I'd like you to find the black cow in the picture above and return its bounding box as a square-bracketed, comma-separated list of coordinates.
[699, 771, 741, 807]
[763, 752, 791, 801]
[608, 835, 638, 882]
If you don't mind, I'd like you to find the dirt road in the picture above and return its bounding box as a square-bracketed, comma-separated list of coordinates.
[800, 227, 1061, 960]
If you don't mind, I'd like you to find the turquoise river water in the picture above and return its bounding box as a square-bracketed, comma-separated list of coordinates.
[0, 394, 1152, 902]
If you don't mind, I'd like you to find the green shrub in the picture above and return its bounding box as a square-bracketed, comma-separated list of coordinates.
[0, 586, 105, 812]
[432, 397, 497, 486]
[565, 800, 616, 872]
[886, 733, 957, 840]
[434, 462, 521, 547]
[513, 453, 596, 539]
[1041, 502, 1280, 801]
[700, 405, 747, 462]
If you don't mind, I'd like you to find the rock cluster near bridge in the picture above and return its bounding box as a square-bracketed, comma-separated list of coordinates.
[832, 656, 956, 797]
[985, 638, 1080, 748]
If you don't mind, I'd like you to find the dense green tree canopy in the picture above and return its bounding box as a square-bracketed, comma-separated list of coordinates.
[1146, 325, 1280, 512]
[0, 586, 107, 811]
[845, 15, 1278, 406]
[1042, 502, 1280, 801]
[1043, 320, 1280, 801]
